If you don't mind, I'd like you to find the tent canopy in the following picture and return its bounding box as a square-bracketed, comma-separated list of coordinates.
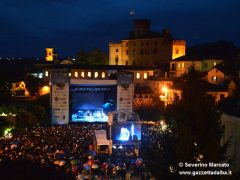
[94, 130, 110, 146]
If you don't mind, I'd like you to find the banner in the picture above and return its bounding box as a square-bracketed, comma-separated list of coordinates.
[51, 69, 69, 124]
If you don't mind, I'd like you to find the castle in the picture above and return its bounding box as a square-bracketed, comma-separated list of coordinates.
[109, 19, 186, 66]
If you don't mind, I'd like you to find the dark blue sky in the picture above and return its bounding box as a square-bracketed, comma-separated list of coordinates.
[0, 0, 239, 58]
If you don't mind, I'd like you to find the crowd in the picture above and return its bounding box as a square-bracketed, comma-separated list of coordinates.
[0, 124, 153, 179]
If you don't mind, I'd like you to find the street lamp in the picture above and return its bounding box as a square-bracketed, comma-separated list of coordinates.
[159, 86, 168, 107]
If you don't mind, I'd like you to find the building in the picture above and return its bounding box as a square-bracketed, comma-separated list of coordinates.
[133, 85, 155, 108]
[170, 56, 223, 77]
[205, 83, 229, 102]
[109, 19, 186, 66]
[205, 63, 240, 85]
[205, 67, 225, 85]
[144, 78, 182, 105]
[221, 114, 240, 172]
[228, 79, 240, 96]
[36, 57, 161, 124]
[11, 81, 29, 97]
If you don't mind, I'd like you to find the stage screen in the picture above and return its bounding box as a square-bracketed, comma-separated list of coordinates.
[70, 85, 117, 122]
[112, 124, 141, 141]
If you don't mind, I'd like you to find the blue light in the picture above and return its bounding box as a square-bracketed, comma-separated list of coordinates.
[131, 124, 134, 140]
[119, 127, 130, 141]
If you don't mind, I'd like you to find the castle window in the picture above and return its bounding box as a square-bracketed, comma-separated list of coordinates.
[115, 57, 118, 65]
[154, 48, 157, 54]
[136, 73, 140, 79]
[133, 49, 136, 55]
[116, 49, 118, 52]
[145, 49, 149, 55]
[175, 49, 179, 54]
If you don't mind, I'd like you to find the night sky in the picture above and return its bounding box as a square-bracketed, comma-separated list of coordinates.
[0, 0, 239, 58]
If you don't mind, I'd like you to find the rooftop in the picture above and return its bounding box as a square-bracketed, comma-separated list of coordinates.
[134, 85, 154, 94]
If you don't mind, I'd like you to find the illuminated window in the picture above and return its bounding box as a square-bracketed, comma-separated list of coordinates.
[178, 63, 181, 68]
[81, 72, 85, 78]
[94, 72, 98, 78]
[102, 72, 106, 78]
[38, 73, 43, 79]
[88, 72, 91, 78]
[45, 71, 49, 77]
[182, 63, 184, 68]
[74, 71, 78, 78]
[69, 73, 71, 77]
[214, 62, 216, 66]
[212, 76, 217, 82]
[136, 73, 140, 79]
[144, 72, 148, 79]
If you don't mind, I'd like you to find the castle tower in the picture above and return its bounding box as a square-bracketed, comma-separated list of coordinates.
[45, 48, 54, 62]
[133, 19, 151, 37]
[172, 40, 186, 60]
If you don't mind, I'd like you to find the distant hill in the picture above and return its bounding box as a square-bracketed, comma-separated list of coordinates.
[187, 41, 240, 63]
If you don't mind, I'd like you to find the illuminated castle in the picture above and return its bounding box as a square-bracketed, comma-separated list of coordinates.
[109, 19, 186, 66]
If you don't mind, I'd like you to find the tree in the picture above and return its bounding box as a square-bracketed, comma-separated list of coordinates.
[167, 66, 225, 164]
[134, 96, 164, 121]
[31, 105, 48, 126]
[0, 82, 12, 105]
[75, 48, 108, 65]
[15, 110, 38, 132]
[25, 75, 42, 96]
